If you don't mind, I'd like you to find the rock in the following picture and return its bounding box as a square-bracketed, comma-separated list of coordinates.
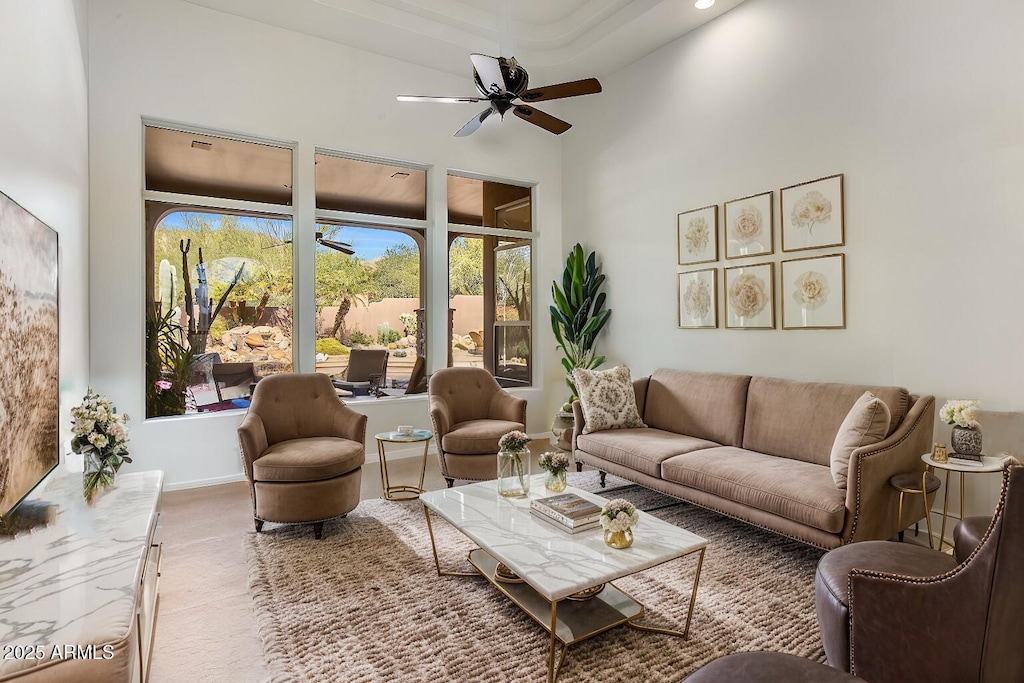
[251, 325, 274, 335]
[388, 342, 397, 350]
[269, 349, 286, 360]
[278, 340, 289, 350]
[226, 325, 252, 335]
[245, 333, 266, 348]
[397, 340, 408, 349]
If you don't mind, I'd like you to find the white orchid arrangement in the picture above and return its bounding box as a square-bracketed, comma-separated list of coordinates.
[600, 498, 639, 533]
[72, 388, 132, 469]
[939, 399, 980, 429]
[538, 451, 570, 475]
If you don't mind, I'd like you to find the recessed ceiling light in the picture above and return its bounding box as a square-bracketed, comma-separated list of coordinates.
[695, 0, 715, 8]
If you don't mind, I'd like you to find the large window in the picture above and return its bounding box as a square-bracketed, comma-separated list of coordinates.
[447, 175, 533, 387]
[315, 152, 427, 398]
[144, 125, 294, 417]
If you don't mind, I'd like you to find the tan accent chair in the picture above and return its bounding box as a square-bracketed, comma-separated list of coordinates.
[237, 373, 367, 539]
[428, 367, 526, 487]
[815, 459, 1024, 682]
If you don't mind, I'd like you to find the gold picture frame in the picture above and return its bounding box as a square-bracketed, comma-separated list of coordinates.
[677, 204, 719, 266]
[781, 174, 845, 252]
[724, 261, 775, 329]
[724, 190, 774, 260]
[780, 253, 846, 329]
[678, 268, 718, 329]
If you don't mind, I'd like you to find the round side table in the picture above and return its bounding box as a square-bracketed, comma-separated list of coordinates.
[921, 453, 1009, 551]
[375, 429, 433, 501]
[889, 471, 941, 549]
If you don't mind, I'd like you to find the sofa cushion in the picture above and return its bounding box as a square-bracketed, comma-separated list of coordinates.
[574, 366, 647, 435]
[577, 428, 719, 478]
[661, 447, 847, 533]
[742, 376, 911, 466]
[643, 370, 752, 447]
[253, 437, 364, 482]
[830, 391, 891, 489]
[442, 419, 525, 455]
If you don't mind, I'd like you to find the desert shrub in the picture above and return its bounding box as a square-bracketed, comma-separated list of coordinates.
[348, 330, 373, 346]
[208, 317, 228, 342]
[315, 338, 349, 356]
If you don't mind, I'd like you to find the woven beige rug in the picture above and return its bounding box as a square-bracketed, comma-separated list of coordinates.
[246, 474, 826, 682]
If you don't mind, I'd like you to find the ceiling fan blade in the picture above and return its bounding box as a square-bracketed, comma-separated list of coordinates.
[470, 53, 508, 95]
[454, 107, 494, 137]
[513, 105, 572, 135]
[519, 78, 602, 103]
[397, 95, 484, 103]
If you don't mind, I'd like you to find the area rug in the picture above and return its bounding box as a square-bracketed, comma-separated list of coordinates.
[246, 472, 826, 682]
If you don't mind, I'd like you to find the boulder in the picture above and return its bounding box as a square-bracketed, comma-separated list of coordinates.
[251, 325, 274, 335]
[245, 333, 266, 348]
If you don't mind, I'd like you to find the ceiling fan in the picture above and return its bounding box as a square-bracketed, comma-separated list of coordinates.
[397, 54, 602, 137]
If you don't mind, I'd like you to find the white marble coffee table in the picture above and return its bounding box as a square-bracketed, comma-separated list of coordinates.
[419, 475, 707, 682]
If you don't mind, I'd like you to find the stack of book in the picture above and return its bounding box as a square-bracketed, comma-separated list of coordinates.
[949, 453, 985, 467]
[530, 493, 602, 534]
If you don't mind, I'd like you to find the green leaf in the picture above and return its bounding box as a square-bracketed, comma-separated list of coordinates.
[589, 355, 606, 369]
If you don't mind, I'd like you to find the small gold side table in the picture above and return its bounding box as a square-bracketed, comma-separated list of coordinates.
[889, 471, 941, 549]
[375, 429, 433, 501]
[921, 452, 1009, 550]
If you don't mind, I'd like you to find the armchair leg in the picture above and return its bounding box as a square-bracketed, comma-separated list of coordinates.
[445, 477, 455, 488]
[313, 522, 324, 540]
[576, 462, 583, 473]
[599, 471, 607, 488]
[254, 518, 264, 533]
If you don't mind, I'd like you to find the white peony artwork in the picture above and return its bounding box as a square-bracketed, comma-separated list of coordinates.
[724, 262, 775, 329]
[781, 253, 846, 329]
[724, 191, 774, 259]
[678, 268, 717, 329]
[781, 174, 845, 252]
[677, 204, 718, 266]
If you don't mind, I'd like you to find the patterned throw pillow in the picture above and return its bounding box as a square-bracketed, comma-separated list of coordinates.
[574, 366, 647, 435]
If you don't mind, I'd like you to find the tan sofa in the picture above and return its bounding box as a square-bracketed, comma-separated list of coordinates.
[572, 370, 935, 548]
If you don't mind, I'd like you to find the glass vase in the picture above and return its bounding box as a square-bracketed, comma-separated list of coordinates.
[604, 527, 634, 549]
[83, 452, 117, 505]
[497, 449, 530, 498]
[544, 469, 567, 493]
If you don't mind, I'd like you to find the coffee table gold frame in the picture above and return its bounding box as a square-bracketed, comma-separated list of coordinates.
[375, 431, 432, 501]
[423, 507, 705, 683]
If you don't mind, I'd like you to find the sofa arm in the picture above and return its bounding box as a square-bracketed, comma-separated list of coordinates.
[237, 412, 268, 483]
[633, 376, 650, 421]
[489, 390, 527, 425]
[572, 400, 586, 453]
[330, 401, 367, 446]
[842, 395, 936, 543]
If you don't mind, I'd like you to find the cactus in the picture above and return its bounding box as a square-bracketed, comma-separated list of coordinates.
[157, 260, 177, 315]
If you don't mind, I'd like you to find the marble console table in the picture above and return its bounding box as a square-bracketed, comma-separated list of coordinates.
[0, 471, 164, 683]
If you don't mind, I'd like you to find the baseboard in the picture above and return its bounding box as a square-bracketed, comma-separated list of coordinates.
[164, 472, 248, 491]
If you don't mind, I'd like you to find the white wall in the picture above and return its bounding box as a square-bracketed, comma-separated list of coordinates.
[88, 0, 563, 488]
[561, 0, 1024, 517]
[0, 0, 91, 458]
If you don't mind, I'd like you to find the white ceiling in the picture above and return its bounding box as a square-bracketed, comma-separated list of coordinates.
[180, 0, 746, 85]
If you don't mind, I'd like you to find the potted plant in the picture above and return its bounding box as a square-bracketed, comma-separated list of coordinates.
[72, 389, 132, 504]
[940, 399, 982, 454]
[549, 244, 611, 449]
[497, 430, 531, 498]
[600, 498, 639, 549]
[539, 451, 571, 492]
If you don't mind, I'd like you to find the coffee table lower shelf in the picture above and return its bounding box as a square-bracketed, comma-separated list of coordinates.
[467, 549, 693, 682]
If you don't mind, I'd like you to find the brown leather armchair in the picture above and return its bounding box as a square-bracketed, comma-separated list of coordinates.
[815, 459, 1023, 682]
[428, 367, 526, 487]
[237, 373, 367, 539]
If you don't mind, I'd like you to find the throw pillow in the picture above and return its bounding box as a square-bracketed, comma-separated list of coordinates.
[830, 391, 891, 489]
[574, 366, 647, 435]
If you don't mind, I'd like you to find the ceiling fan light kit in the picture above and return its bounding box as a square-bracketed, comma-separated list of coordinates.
[397, 53, 601, 137]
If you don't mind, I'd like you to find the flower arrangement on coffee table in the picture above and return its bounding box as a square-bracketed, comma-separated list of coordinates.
[600, 498, 639, 549]
[71, 388, 132, 504]
[538, 451, 571, 492]
[497, 430, 531, 497]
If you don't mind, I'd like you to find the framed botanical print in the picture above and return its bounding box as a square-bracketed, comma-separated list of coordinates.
[781, 174, 844, 252]
[724, 262, 774, 329]
[781, 253, 846, 329]
[678, 268, 717, 329]
[724, 191, 773, 259]
[677, 205, 718, 265]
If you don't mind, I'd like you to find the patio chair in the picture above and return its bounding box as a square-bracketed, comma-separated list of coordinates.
[333, 348, 388, 396]
[212, 362, 257, 401]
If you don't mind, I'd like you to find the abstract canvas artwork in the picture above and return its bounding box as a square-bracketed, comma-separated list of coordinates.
[724, 262, 775, 329]
[678, 268, 717, 329]
[724, 191, 773, 259]
[677, 205, 718, 266]
[781, 253, 846, 329]
[0, 191, 59, 515]
[781, 174, 845, 252]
